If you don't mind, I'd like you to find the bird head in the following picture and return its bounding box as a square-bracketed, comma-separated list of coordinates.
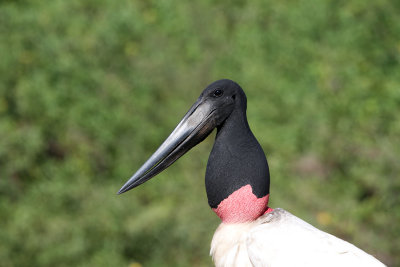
[118, 79, 244, 194]
[118, 79, 270, 223]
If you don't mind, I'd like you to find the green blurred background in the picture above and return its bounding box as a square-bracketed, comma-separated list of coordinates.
[1, 0, 399, 266]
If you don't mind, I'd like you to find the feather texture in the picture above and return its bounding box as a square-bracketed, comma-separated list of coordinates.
[211, 208, 385, 267]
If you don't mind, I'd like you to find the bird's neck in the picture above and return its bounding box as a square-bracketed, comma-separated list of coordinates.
[206, 107, 271, 223]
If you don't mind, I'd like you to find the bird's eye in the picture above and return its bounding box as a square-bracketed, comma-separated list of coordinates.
[213, 89, 223, 97]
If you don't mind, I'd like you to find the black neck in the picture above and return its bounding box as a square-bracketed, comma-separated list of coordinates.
[205, 101, 270, 208]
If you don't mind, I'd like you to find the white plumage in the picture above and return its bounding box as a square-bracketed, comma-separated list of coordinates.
[211, 208, 385, 267]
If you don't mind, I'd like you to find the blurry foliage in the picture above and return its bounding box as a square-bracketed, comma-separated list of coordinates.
[0, 0, 400, 266]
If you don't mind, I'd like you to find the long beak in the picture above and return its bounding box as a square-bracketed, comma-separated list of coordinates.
[118, 99, 216, 194]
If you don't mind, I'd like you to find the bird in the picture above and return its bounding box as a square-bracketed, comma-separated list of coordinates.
[118, 79, 385, 267]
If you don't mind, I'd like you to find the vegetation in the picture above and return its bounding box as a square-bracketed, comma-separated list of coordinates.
[1, 0, 399, 266]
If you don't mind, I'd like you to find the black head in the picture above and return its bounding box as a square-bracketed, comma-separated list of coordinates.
[117, 79, 246, 193]
[118, 79, 271, 222]
[197, 79, 247, 128]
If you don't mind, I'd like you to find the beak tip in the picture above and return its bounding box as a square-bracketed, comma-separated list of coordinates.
[117, 185, 129, 195]
[117, 174, 143, 195]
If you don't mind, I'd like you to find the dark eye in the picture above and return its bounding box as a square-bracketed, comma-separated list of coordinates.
[213, 89, 223, 97]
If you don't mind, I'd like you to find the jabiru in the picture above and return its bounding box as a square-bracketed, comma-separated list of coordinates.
[118, 79, 385, 267]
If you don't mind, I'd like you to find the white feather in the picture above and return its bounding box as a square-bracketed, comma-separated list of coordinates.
[211, 208, 385, 267]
